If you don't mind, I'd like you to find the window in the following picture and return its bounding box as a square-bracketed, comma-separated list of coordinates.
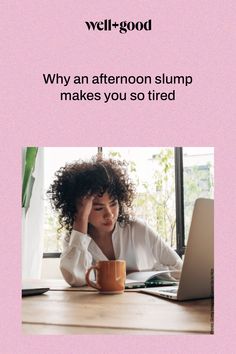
[183, 147, 214, 244]
[102, 147, 176, 247]
[42, 147, 214, 257]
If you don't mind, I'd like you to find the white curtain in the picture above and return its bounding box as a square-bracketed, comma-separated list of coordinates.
[22, 148, 44, 279]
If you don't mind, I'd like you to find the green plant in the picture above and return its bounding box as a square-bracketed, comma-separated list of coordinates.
[22, 147, 38, 211]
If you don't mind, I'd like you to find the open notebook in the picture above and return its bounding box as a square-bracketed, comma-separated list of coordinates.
[125, 270, 180, 289]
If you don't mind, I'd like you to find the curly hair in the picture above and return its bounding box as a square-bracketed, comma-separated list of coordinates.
[47, 156, 136, 232]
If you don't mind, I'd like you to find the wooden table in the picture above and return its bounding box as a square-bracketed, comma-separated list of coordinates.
[22, 279, 213, 334]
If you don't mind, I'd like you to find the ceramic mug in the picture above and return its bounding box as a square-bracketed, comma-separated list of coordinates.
[85, 260, 126, 294]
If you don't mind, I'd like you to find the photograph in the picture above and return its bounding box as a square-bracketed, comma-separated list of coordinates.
[22, 146, 214, 335]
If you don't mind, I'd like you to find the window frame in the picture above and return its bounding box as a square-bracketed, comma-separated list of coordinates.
[174, 147, 185, 257]
[43, 147, 185, 259]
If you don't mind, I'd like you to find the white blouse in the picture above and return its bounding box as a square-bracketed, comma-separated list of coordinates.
[60, 218, 183, 286]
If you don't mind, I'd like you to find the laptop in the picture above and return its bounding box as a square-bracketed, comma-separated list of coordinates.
[142, 198, 214, 301]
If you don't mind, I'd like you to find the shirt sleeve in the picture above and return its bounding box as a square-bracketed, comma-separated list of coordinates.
[60, 230, 93, 287]
[144, 221, 183, 275]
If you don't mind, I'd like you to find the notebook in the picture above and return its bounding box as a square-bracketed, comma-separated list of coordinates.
[141, 198, 214, 300]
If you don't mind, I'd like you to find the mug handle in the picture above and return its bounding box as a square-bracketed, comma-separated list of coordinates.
[85, 266, 101, 290]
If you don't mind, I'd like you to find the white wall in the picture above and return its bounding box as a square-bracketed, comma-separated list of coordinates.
[41, 258, 62, 279]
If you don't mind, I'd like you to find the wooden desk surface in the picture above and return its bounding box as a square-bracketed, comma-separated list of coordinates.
[22, 279, 213, 335]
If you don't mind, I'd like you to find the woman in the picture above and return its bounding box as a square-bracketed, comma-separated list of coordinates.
[48, 155, 182, 286]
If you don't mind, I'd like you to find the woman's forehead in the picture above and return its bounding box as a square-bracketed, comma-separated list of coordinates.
[93, 192, 116, 203]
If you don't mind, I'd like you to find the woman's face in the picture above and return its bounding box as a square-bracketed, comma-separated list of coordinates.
[88, 192, 119, 233]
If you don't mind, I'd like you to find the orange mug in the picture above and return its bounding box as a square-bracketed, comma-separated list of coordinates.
[85, 260, 126, 294]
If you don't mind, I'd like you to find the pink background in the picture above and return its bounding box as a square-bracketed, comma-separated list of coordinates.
[1, 0, 236, 353]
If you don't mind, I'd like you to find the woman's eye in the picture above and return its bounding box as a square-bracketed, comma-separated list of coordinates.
[94, 207, 103, 211]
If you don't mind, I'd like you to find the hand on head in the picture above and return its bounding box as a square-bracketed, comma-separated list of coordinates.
[73, 194, 95, 233]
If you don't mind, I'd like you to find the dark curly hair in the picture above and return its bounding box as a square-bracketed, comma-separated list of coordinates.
[47, 156, 136, 232]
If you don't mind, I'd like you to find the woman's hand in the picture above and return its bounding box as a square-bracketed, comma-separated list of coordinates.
[73, 195, 94, 234]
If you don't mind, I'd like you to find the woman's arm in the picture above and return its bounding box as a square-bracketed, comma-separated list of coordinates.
[73, 195, 94, 234]
[145, 221, 183, 273]
[153, 235, 182, 271]
[60, 231, 93, 286]
[60, 195, 95, 286]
